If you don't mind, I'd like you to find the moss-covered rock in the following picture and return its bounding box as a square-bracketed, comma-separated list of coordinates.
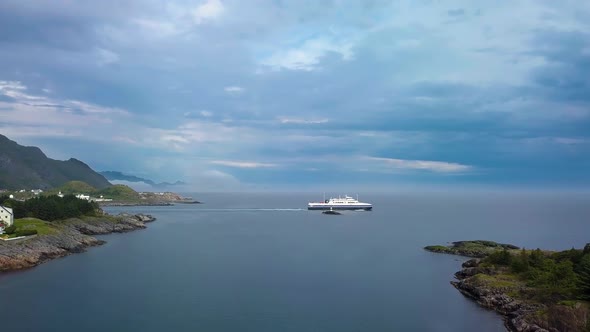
[425, 240, 520, 258]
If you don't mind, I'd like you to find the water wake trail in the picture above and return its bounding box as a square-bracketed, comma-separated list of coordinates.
[186, 208, 305, 212]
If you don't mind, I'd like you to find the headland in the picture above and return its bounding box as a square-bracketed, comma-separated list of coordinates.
[425, 241, 590, 331]
[0, 213, 155, 272]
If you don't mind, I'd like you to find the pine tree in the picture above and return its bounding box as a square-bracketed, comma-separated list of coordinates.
[512, 248, 530, 273]
[578, 254, 590, 299]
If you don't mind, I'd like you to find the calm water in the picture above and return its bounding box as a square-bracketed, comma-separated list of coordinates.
[0, 192, 588, 331]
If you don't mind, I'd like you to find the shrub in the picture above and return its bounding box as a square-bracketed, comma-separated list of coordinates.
[4, 225, 16, 234]
[485, 249, 513, 266]
[578, 254, 590, 299]
[511, 248, 530, 273]
[15, 229, 38, 237]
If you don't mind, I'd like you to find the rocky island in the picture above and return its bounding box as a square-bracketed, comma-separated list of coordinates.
[0, 213, 155, 272]
[426, 241, 590, 332]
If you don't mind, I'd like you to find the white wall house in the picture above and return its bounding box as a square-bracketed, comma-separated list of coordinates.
[75, 194, 90, 200]
[0, 206, 14, 234]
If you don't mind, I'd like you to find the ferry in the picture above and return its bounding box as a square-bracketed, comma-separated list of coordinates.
[308, 195, 372, 211]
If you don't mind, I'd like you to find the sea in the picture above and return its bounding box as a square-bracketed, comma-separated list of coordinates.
[0, 191, 588, 331]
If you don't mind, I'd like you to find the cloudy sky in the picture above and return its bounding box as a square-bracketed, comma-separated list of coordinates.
[0, 0, 589, 191]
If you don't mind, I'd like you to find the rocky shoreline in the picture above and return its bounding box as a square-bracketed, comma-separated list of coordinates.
[426, 242, 589, 332]
[98, 200, 200, 207]
[451, 258, 548, 332]
[0, 213, 155, 272]
[98, 201, 174, 207]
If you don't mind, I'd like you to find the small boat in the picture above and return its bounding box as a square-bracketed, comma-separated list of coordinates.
[322, 207, 341, 215]
[308, 194, 372, 211]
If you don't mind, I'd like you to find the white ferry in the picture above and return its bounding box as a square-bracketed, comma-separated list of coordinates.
[308, 195, 372, 211]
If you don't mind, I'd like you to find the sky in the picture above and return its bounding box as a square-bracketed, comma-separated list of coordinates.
[0, 0, 589, 192]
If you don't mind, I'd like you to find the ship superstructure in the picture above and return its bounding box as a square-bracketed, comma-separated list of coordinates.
[307, 195, 372, 211]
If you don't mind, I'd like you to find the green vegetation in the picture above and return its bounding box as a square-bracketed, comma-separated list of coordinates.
[471, 273, 522, 290]
[49, 180, 98, 195]
[479, 246, 590, 303]
[428, 241, 590, 330]
[423, 245, 450, 252]
[578, 252, 590, 300]
[3, 224, 16, 234]
[97, 184, 140, 201]
[427, 241, 590, 303]
[0, 218, 53, 238]
[14, 218, 58, 235]
[45, 181, 141, 202]
[0, 134, 111, 190]
[425, 240, 520, 257]
[48, 181, 140, 201]
[0, 194, 99, 222]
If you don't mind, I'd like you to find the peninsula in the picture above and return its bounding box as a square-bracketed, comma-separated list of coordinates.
[0, 213, 155, 272]
[425, 241, 590, 332]
[0, 194, 156, 272]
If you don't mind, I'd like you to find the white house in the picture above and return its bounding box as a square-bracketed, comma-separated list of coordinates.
[75, 194, 90, 200]
[0, 206, 14, 234]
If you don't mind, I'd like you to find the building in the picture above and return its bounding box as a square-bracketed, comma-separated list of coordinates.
[0, 206, 14, 234]
[75, 194, 90, 200]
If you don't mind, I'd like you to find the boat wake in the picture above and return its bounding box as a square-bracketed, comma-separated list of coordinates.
[192, 208, 304, 212]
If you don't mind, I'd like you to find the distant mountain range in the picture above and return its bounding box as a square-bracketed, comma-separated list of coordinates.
[0, 134, 112, 190]
[99, 171, 186, 189]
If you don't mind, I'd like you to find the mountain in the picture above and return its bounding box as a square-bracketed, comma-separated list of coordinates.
[100, 171, 186, 188]
[0, 134, 112, 190]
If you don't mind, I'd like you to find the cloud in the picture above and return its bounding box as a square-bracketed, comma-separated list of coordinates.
[210, 160, 278, 168]
[447, 9, 465, 17]
[132, 19, 180, 38]
[0, 81, 130, 133]
[366, 157, 472, 173]
[260, 38, 354, 71]
[278, 117, 329, 124]
[395, 39, 421, 49]
[192, 0, 224, 24]
[96, 48, 119, 66]
[224, 86, 244, 94]
[1, 0, 589, 188]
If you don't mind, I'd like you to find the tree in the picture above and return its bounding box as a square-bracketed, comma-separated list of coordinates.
[530, 248, 545, 268]
[512, 248, 530, 273]
[486, 248, 513, 266]
[578, 254, 590, 299]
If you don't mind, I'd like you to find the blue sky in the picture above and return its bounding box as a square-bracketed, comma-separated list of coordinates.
[0, 0, 589, 191]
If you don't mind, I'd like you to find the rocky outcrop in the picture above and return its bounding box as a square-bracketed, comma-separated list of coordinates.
[424, 240, 519, 258]
[451, 259, 589, 332]
[98, 202, 174, 207]
[66, 214, 155, 234]
[0, 213, 155, 272]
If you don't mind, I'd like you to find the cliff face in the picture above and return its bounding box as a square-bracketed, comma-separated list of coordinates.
[0, 214, 155, 271]
[452, 259, 590, 332]
[0, 134, 112, 190]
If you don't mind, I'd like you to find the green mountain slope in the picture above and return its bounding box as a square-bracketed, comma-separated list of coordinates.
[0, 135, 112, 190]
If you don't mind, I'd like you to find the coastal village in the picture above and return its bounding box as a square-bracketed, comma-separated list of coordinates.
[0, 188, 116, 237]
[0, 183, 196, 239]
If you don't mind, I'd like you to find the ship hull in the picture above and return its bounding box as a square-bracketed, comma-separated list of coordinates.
[308, 205, 372, 211]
